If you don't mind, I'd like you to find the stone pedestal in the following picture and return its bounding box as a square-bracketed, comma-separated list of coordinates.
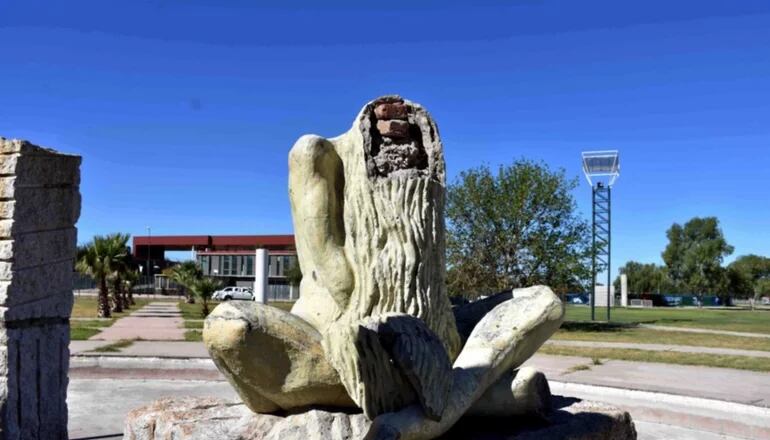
[0, 138, 81, 439]
[123, 397, 636, 440]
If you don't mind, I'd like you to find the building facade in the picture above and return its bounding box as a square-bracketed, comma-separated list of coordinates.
[133, 234, 299, 300]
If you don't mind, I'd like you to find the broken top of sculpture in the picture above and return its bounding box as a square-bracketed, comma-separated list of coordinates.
[203, 96, 565, 439]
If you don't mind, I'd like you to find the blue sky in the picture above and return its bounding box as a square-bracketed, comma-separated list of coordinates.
[1, 1, 769, 274]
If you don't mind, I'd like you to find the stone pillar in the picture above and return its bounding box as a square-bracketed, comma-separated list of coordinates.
[620, 274, 628, 307]
[594, 285, 615, 307]
[0, 138, 81, 439]
[254, 248, 268, 303]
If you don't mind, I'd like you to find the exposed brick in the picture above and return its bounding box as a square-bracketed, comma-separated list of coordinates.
[374, 102, 408, 120]
[376, 120, 410, 138]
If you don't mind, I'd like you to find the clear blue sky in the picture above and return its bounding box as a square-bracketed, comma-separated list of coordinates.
[1, 1, 769, 274]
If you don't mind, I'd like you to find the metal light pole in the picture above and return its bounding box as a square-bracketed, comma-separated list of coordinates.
[581, 151, 620, 321]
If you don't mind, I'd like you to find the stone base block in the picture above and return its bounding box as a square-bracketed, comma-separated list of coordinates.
[123, 396, 636, 440]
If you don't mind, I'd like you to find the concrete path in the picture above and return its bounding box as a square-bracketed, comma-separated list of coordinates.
[67, 338, 770, 438]
[551, 381, 770, 440]
[547, 339, 770, 358]
[68, 378, 235, 439]
[71, 340, 209, 358]
[641, 324, 770, 339]
[524, 353, 770, 408]
[88, 302, 185, 341]
[69, 345, 770, 409]
[67, 372, 770, 440]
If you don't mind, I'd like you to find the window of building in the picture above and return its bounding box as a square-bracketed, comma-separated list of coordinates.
[222, 255, 231, 275]
[199, 256, 210, 275]
[246, 255, 254, 276]
[237, 255, 245, 276]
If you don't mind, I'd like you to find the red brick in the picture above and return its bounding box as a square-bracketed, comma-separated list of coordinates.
[374, 102, 408, 120]
[376, 120, 410, 138]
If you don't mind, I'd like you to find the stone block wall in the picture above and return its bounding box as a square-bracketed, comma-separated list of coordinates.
[0, 138, 81, 439]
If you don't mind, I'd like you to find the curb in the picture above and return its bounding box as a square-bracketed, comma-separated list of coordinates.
[551, 381, 770, 440]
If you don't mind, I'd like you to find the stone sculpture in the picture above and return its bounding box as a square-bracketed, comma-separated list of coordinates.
[203, 96, 566, 439]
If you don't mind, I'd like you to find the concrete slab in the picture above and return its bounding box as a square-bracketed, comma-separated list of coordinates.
[89, 302, 185, 341]
[68, 378, 237, 439]
[525, 354, 770, 407]
[634, 421, 746, 440]
[67, 377, 768, 440]
[70, 356, 218, 371]
[74, 341, 209, 358]
[551, 381, 770, 440]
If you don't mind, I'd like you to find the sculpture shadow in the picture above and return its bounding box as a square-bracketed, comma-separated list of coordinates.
[437, 395, 634, 440]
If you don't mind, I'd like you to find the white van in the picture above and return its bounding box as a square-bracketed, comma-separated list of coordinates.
[212, 286, 254, 301]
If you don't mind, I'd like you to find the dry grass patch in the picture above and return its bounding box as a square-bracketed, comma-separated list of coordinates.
[541, 345, 770, 373]
[554, 326, 770, 352]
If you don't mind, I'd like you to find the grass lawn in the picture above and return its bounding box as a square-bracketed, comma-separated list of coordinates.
[71, 320, 112, 340]
[554, 326, 770, 352]
[184, 320, 204, 329]
[178, 300, 295, 342]
[70, 296, 156, 340]
[179, 300, 294, 319]
[178, 300, 223, 320]
[565, 305, 770, 334]
[184, 330, 202, 342]
[91, 339, 136, 353]
[71, 295, 154, 319]
[540, 344, 770, 373]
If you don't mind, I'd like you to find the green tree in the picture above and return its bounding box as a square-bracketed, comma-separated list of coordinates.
[662, 217, 734, 296]
[164, 261, 201, 304]
[757, 279, 770, 297]
[614, 261, 670, 295]
[76, 233, 130, 318]
[285, 262, 303, 287]
[728, 254, 770, 300]
[720, 265, 753, 300]
[189, 277, 222, 317]
[446, 159, 591, 299]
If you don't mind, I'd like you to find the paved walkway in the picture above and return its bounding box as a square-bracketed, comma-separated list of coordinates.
[522, 354, 770, 408]
[546, 339, 770, 358]
[88, 302, 185, 341]
[67, 353, 770, 440]
[69, 344, 770, 409]
[640, 324, 770, 339]
[71, 340, 208, 357]
[72, 377, 761, 440]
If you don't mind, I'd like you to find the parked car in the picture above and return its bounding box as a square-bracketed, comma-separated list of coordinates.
[212, 286, 254, 301]
[565, 293, 589, 305]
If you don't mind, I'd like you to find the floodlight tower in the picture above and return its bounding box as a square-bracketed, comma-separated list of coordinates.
[581, 151, 620, 321]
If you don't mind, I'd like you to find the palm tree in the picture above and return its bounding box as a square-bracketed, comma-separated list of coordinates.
[76, 233, 129, 318]
[105, 233, 131, 313]
[189, 277, 221, 317]
[164, 261, 200, 304]
[123, 269, 139, 306]
[118, 250, 139, 308]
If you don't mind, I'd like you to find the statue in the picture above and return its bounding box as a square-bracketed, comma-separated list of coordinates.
[203, 96, 565, 440]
